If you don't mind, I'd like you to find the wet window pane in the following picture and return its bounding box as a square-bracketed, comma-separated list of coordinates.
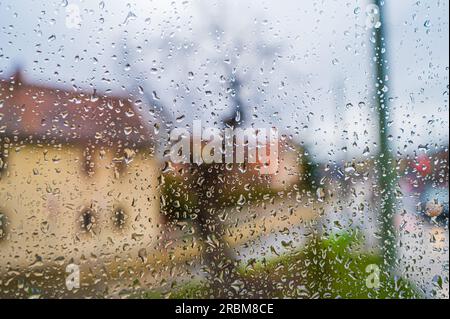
[0, 0, 448, 299]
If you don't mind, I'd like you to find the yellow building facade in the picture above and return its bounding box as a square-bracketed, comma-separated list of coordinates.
[0, 73, 162, 282]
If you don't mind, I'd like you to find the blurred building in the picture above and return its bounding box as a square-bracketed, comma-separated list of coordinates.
[160, 135, 315, 224]
[0, 70, 161, 271]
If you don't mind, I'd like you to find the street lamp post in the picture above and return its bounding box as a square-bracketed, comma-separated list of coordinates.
[371, 0, 397, 269]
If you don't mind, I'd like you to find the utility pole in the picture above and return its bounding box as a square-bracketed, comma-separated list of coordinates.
[371, 0, 396, 269]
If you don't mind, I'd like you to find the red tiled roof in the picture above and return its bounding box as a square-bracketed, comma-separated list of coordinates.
[0, 71, 153, 149]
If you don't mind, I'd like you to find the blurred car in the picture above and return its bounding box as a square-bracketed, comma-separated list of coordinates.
[419, 186, 449, 226]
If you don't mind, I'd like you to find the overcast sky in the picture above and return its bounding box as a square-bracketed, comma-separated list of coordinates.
[0, 0, 448, 162]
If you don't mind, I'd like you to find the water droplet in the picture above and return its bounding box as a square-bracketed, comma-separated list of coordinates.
[123, 11, 137, 25]
[237, 194, 246, 206]
[124, 127, 132, 135]
[316, 187, 325, 202]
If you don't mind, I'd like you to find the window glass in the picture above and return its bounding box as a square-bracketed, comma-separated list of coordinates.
[0, 0, 448, 299]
